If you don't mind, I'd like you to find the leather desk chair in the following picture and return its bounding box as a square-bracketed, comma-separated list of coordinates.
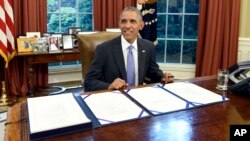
[77, 31, 121, 85]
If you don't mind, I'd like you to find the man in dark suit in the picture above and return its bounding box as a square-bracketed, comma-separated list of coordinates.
[84, 6, 174, 91]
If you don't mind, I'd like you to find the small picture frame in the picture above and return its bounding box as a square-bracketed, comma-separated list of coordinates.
[62, 34, 73, 50]
[51, 33, 63, 47]
[26, 32, 41, 38]
[48, 37, 60, 52]
[68, 27, 82, 35]
[32, 37, 49, 52]
[72, 36, 78, 47]
[42, 33, 52, 38]
[17, 37, 36, 52]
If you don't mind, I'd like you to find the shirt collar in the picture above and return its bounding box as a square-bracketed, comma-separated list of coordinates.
[121, 35, 138, 51]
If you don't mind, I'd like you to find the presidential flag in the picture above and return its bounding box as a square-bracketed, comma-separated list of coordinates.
[137, 0, 157, 45]
[0, 0, 15, 68]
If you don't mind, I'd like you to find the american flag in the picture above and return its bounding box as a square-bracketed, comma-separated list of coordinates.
[0, 0, 15, 68]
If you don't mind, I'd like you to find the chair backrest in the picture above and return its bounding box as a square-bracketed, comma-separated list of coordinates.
[76, 31, 99, 35]
[77, 31, 121, 80]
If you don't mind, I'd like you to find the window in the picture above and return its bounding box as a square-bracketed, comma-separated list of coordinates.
[46, 0, 199, 82]
[47, 0, 93, 68]
[156, 0, 199, 65]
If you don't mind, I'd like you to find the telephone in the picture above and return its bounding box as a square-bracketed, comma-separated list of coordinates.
[228, 61, 250, 94]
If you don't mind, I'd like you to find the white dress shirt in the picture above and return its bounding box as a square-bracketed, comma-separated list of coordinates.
[121, 35, 139, 85]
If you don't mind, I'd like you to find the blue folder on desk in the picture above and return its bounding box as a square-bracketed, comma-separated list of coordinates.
[77, 91, 150, 126]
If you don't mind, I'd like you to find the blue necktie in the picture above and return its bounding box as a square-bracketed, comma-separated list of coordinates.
[127, 45, 135, 86]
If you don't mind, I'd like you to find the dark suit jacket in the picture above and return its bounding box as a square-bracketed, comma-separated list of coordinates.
[84, 35, 164, 91]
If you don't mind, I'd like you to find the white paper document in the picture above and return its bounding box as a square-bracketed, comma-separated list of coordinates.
[126, 83, 228, 115]
[82, 91, 149, 125]
[27, 93, 91, 134]
[126, 86, 192, 115]
[163, 82, 229, 105]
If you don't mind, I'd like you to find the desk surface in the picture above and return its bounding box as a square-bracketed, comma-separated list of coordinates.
[15, 49, 81, 64]
[4, 76, 250, 141]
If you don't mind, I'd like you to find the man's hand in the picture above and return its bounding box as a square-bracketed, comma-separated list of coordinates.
[161, 73, 174, 84]
[108, 78, 128, 90]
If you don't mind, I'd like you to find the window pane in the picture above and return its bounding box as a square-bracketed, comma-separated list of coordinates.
[47, 0, 93, 69]
[61, 13, 76, 33]
[47, 0, 59, 12]
[155, 40, 165, 63]
[168, 0, 183, 13]
[167, 15, 182, 38]
[157, 0, 167, 13]
[47, 13, 60, 32]
[78, 0, 92, 13]
[157, 14, 166, 38]
[78, 14, 93, 31]
[185, 0, 199, 13]
[184, 15, 198, 39]
[183, 41, 197, 64]
[61, 0, 76, 11]
[166, 40, 181, 63]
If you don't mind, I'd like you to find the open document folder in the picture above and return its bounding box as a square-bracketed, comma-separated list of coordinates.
[27, 93, 92, 140]
[125, 82, 229, 116]
[81, 91, 150, 125]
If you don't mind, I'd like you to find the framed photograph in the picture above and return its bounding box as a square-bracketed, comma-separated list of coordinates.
[17, 37, 36, 52]
[26, 32, 41, 38]
[68, 27, 82, 35]
[72, 36, 78, 47]
[62, 34, 73, 50]
[33, 37, 49, 52]
[48, 37, 60, 52]
[42, 32, 52, 38]
[51, 33, 62, 47]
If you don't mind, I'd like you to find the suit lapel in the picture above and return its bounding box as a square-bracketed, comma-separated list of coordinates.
[112, 38, 127, 80]
[137, 40, 146, 84]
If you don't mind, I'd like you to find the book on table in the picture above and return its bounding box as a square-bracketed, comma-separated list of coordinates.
[27, 93, 92, 141]
[125, 82, 229, 116]
[27, 91, 150, 140]
[76, 90, 150, 125]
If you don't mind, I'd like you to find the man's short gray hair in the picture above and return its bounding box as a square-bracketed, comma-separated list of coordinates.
[120, 6, 143, 21]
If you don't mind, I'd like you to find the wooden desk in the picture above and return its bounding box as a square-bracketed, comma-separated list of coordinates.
[4, 76, 250, 141]
[15, 49, 81, 94]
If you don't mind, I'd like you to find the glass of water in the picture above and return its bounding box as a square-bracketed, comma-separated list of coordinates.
[216, 69, 229, 90]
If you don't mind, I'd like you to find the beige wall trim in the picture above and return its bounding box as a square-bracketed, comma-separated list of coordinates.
[49, 66, 82, 84]
[238, 37, 250, 62]
[159, 64, 195, 80]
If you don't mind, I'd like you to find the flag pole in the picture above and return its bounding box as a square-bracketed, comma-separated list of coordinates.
[0, 59, 16, 107]
[0, 0, 17, 106]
